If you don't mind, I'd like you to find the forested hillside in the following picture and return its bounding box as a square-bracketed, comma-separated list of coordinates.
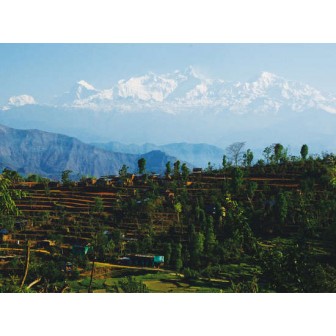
[1, 143, 336, 292]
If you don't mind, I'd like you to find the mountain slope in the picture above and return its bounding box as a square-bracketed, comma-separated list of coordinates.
[0, 124, 177, 179]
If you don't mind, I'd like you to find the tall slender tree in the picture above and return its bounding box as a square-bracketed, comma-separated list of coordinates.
[138, 158, 146, 174]
[300, 144, 309, 160]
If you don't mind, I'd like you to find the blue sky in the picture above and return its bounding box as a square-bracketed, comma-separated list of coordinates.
[1, 43, 336, 104]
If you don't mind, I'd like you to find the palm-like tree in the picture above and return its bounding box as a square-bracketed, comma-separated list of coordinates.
[0, 173, 25, 216]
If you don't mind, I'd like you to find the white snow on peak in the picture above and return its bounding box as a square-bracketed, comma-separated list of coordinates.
[117, 73, 178, 102]
[77, 80, 96, 91]
[8, 95, 36, 106]
[19, 68, 336, 116]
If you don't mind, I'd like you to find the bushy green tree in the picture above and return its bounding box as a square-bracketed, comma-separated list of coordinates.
[91, 197, 104, 215]
[117, 276, 149, 293]
[119, 165, 128, 179]
[171, 243, 183, 272]
[204, 218, 217, 255]
[243, 149, 254, 167]
[61, 170, 73, 186]
[273, 143, 284, 163]
[165, 161, 171, 177]
[300, 144, 309, 160]
[173, 160, 181, 179]
[231, 167, 244, 194]
[0, 174, 25, 216]
[164, 242, 172, 266]
[190, 232, 205, 269]
[138, 158, 146, 174]
[181, 163, 190, 180]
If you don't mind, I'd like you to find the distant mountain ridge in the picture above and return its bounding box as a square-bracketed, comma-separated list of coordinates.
[92, 141, 225, 168]
[3, 68, 335, 115]
[0, 124, 177, 179]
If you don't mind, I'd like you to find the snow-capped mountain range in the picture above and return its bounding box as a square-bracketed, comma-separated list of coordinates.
[2, 66, 336, 115]
[2, 67, 336, 156]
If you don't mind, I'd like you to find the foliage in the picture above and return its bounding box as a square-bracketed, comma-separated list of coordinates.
[61, 170, 73, 186]
[165, 161, 171, 177]
[119, 164, 128, 178]
[0, 174, 25, 216]
[300, 144, 309, 160]
[173, 160, 181, 179]
[91, 197, 104, 214]
[138, 158, 146, 174]
[181, 163, 190, 180]
[117, 276, 149, 293]
[242, 149, 254, 167]
[183, 268, 200, 280]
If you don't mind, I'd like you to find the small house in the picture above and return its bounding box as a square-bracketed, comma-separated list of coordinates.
[36, 239, 56, 249]
[127, 254, 164, 268]
[192, 168, 203, 174]
[72, 244, 93, 256]
[0, 229, 11, 242]
[64, 262, 73, 273]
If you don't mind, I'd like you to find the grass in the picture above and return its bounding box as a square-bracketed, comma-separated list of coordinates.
[67, 267, 233, 293]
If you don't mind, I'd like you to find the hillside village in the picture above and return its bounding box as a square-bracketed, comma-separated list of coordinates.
[2, 143, 336, 292]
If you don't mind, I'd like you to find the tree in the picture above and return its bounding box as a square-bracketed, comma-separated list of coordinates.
[174, 202, 183, 233]
[0, 174, 24, 216]
[61, 170, 73, 186]
[181, 163, 190, 180]
[171, 243, 183, 272]
[273, 143, 284, 163]
[275, 191, 288, 225]
[91, 197, 104, 215]
[206, 162, 213, 173]
[222, 155, 228, 170]
[243, 149, 254, 167]
[226, 142, 245, 166]
[119, 164, 128, 178]
[231, 167, 244, 194]
[137, 158, 146, 174]
[165, 161, 171, 177]
[2, 168, 23, 183]
[204, 218, 217, 255]
[263, 146, 273, 164]
[300, 144, 309, 160]
[164, 243, 172, 266]
[117, 276, 149, 293]
[173, 160, 181, 179]
[190, 232, 205, 269]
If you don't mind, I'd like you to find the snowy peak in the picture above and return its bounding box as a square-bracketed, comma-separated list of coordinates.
[4, 68, 336, 116]
[8, 95, 36, 107]
[77, 80, 96, 91]
[253, 71, 281, 87]
[117, 72, 178, 102]
[55, 80, 98, 106]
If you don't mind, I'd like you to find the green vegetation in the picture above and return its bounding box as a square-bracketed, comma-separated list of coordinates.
[2, 143, 336, 292]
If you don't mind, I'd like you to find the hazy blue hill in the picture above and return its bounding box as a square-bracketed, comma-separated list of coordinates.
[92, 141, 224, 168]
[0, 124, 177, 179]
[160, 143, 224, 168]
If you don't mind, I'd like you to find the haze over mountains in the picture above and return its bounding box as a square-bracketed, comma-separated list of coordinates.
[0, 124, 177, 179]
[1, 67, 336, 156]
[92, 141, 225, 168]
